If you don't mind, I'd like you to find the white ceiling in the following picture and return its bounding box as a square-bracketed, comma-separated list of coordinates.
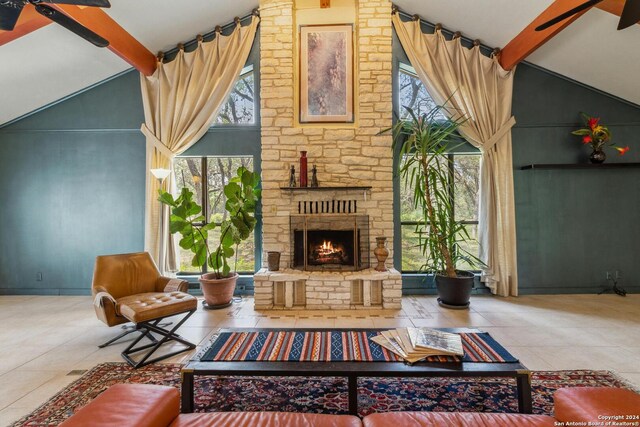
[0, 0, 638, 126]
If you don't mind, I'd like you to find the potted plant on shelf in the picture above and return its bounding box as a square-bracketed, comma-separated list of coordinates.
[571, 112, 629, 164]
[158, 166, 261, 309]
[391, 104, 483, 309]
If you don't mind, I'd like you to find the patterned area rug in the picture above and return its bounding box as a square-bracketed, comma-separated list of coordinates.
[12, 362, 637, 426]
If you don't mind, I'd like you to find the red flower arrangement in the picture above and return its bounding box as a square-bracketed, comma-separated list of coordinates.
[572, 113, 629, 156]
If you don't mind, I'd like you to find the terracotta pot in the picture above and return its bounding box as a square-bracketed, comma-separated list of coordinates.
[373, 236, 389, 272]
[199, 272, 238, 307]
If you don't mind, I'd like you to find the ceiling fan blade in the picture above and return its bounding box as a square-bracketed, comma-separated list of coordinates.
[535, 0, 604, 31]
[618, 0, 640, 29]
[0, 1, 25, 31]
[42, 0, 111, 7]
[35, 4, 109, 47]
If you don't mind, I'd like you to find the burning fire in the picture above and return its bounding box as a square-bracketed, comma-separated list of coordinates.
[309, 239, 348, 265]
[318, 240, 336, 255]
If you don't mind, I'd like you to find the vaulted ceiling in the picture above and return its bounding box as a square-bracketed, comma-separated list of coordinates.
[0, 0, 638, 126]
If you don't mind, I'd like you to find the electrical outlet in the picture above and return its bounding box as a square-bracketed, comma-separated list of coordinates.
[36, 272, 43, 281]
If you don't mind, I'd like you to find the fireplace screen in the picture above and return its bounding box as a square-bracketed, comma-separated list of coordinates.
[291, 214, 369, 271]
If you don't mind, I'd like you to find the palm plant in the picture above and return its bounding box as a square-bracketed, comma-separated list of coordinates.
[393, 104, 483, 278]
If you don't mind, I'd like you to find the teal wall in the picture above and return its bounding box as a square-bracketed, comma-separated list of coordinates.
[0, 29, 261, 295]
[1, 24, 638, 295]
[512, 65, 640, 294]
[0, 71, 146, 295]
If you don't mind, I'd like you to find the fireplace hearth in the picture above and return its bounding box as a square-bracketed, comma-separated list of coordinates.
[291, 214, 369, 271]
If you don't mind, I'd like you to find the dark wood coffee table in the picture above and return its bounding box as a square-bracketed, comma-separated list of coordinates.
[180, 328, 532, 415]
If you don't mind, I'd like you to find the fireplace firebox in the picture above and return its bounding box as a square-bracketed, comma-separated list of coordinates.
[291, 214, 369, 271]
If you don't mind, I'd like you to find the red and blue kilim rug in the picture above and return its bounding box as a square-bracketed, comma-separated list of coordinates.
[11, 363, 638, 427]
[200, 330, 518, 363]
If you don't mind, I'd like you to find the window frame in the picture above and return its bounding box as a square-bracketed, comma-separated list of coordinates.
[399, 152, 481, 274]
[210, 64, 257, 128]
[395, 61, 480, 274]
[174, 155, 257, 276]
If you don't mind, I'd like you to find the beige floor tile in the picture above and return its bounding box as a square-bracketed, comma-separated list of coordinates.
[0, 370, 60, 409]
[7, 371, 77, 412]
[335, 317, 375, 329]
[215, 317, 260, 329]
[439, 311, 495, 327]
[505, 346, 554, 371]
[16, 345, 99, 372]
[410, 315, 456, 328]
[294, 318, 336, 329]
[528, 346, 640, 372]
[0, 406, 32, 427]
[255, 317, 298, 328]
[371, 317, 414, 329]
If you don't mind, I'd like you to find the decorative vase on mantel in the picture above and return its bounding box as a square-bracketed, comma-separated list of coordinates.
[589, 149, 606, 164]
[374, 236, 389, 272]
[299, 151, 308, 187]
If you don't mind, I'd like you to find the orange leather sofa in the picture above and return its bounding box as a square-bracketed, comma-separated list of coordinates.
[59, 383, 640, 427]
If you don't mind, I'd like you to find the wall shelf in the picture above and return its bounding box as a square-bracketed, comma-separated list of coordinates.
[520, 163, 640, 170]
[280, 186, 372, 191]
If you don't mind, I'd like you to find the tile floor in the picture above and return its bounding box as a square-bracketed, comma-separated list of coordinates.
[0, 293, 639, 426]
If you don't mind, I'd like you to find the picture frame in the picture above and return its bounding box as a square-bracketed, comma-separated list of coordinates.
[299, 24, 354, 123]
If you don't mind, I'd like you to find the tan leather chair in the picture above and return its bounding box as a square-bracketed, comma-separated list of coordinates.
[92, 252, 198, 368]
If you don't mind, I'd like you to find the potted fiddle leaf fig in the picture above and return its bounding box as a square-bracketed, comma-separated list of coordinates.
[158, 166, 261, 308]
[392, 103, 484, 309]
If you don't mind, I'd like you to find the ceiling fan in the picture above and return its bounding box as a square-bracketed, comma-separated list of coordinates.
[0, 0, 111, 47]
[536, 0, 640, 31]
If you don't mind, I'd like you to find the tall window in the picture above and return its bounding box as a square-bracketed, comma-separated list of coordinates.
[398, 63, 481, 272]
[213, 65, 255, 125]
[173, 156, 256, 274]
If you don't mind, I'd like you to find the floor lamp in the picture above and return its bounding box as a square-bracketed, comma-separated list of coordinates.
[150, 168, 171, 273]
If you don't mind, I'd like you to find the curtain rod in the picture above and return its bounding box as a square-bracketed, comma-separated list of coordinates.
[392, 6, 501, 57]
[159, 8, 260, 63]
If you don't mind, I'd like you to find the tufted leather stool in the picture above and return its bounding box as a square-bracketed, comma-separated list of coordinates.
[92, 252, 198, 368]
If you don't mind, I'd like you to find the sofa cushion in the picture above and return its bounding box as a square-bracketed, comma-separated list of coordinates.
[59, 383, 179, 427]
[170, 412, 363, 427]
[117, 291, 197, 323]
[362, 412, 556, 427]
[554, 387, 640, 422]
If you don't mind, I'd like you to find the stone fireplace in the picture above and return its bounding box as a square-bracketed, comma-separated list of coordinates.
[254, 0, 401, 310]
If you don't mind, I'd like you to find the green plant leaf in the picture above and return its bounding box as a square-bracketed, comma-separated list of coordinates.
[169, 220, 188, 234]
[224, 182, 241, 199]
[157, 191, 177, 207]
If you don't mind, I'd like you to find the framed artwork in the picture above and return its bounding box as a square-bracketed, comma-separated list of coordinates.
[300, 24, 353, 123]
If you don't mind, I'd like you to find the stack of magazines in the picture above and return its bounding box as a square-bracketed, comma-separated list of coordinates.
[370, 327, 464, 363]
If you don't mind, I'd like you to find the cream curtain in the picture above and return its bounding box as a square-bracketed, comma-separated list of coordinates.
[141, 16, 259, 273]
[392, 15, 518, 296]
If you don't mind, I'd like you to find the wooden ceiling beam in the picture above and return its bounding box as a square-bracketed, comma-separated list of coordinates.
[499, 0, 597, 71]
[0, 4, 52, 47]
[50, 4, 157, 76]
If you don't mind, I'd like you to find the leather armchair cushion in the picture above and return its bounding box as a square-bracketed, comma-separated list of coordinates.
[554, 387, 640, 422]
[117, 292, 197, 323]
[170, 412, 363, 427]
[59, 383, 179, 427]
[362, 412, 556, 427]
